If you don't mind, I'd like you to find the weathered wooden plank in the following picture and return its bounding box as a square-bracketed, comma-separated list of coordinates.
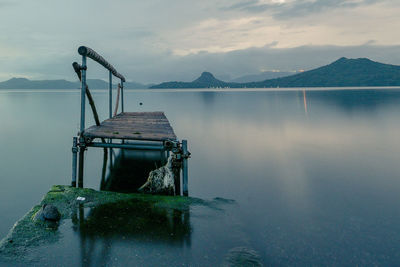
[83, 112, 177, 141]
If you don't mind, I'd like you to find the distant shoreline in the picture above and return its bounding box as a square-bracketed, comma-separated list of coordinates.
[1, 86, 400, 93]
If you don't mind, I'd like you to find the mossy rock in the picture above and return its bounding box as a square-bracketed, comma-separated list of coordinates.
[0, 185, 232, 264]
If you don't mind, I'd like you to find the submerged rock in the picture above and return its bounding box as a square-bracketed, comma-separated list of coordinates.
[138, 156, 175, 195]
[34, 204, 61, 222]
[223, 247, 263, 267]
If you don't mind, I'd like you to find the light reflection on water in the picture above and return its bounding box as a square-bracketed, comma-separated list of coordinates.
[1, 88, 400, 265]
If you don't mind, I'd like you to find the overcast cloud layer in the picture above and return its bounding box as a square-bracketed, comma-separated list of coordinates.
[0, 0, 399, 83]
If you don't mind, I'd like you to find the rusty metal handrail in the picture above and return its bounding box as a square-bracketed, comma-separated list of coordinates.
[77, 46, 126, 135]
[78, 46, 125, 82]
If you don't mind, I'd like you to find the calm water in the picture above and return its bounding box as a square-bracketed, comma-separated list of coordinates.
[1, 88, 400, 265]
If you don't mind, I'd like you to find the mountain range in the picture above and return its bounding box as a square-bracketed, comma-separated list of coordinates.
[0, 78, 148, 89]
[229, 71, 295, 83]
[150, 58, 400, 88]
[1, 57, 399, 89]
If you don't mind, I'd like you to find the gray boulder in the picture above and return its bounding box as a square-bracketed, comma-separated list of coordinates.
[34, 204, 61, 222]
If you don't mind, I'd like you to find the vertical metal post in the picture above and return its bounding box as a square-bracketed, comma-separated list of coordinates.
[182, 140, 189, 196]
[78, 146, 85, 188]
[121, 80, 124, 113]
[80, 56, 87, 133]
[71, 137, 78, 187]
[109, 71, 112, 118]
[108, 72, 113, 146]
[109, 148, 113, 170]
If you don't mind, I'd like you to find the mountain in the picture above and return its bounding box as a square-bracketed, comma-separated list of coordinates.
[230, 71, 295, 83]
[151, 72, 235, 88]
[249, 57, 400, 88]
[0, 78, 77, 89]
[0, 78, 148, 89]
[151, 58, 400, 88]
[124, 81, 150, 89]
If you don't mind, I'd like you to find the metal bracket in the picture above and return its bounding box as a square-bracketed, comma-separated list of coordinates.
[77, 137, 88, 151]
[182, 151, 191, 159]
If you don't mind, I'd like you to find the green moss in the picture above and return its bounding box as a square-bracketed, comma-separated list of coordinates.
[0, 203, 60, 263]
[0, 185, 232, 263]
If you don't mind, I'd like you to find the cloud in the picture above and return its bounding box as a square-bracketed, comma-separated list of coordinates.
[160, 44, 400, 82]
[1, 43, 400, 84]
[0, 0, 399, 83]
[0, 1, 16, 8]
[224, 0, 381, 18]
[107, 44, 400, 83]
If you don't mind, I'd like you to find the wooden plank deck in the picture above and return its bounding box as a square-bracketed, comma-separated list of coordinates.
[83, 112, 177, 141]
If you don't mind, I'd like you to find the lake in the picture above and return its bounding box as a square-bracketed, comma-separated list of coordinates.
[1, 88, 400, 266]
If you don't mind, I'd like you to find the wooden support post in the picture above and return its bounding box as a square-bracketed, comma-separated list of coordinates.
[182, 140, 189, 196]
[78, 144, 85, 188]
[71, 137, 78, 187]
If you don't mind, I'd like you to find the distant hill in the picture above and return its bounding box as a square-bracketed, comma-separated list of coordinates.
[0, 78, 148, 89]
[151, 72, 234, 88]
[151, 58, 400, 88]
[0, 78, 77, 89]
[124, 81, 149, 89]
[249, 57, 400, 87]
[230, 71, 295, 83]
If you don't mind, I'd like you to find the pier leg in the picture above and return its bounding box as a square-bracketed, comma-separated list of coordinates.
[109, 139, 113, 171]
[172, 154, 181, 196]
[100, 148, 108, 191]
[71, 137, 78, 187]
[78, 144, 85, 188]
[182, 140, 189, 196]
[109, 148, 113, 171]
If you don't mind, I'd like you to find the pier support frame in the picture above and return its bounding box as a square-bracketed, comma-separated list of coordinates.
[71, 137, 78, 187]
[182, 140, 189, 196]
[71, 46, 194, 193]
[71, 138, 190, 195]
[77, 138, 86, 188]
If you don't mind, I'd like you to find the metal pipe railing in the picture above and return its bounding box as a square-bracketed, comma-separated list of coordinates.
[80, 55, 87, 134]
[121, 81, 124, 112]
[77, 46, 126, 133]
[109, 71, 112, 119]
[88, 142, 165, 151]
[78, 46, 125, 82]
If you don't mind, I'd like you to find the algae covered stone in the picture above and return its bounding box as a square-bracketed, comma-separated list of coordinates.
[34, 204, 61, 222]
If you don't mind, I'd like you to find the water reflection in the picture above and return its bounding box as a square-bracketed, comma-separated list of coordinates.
[100, 148, 168, 193]
[303, 89, 308, 115]
[72, 199, 191, 266]
[2, 89, 400, 266]
[306, 89, 400, 112]
[70, 148, 191, 266]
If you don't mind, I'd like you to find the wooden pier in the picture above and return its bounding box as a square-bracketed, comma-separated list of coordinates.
[71, 46, 189, 196]
[83, 112, 177, 141]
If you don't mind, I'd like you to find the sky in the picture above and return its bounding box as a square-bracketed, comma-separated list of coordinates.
[0, 0, 399, 83]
